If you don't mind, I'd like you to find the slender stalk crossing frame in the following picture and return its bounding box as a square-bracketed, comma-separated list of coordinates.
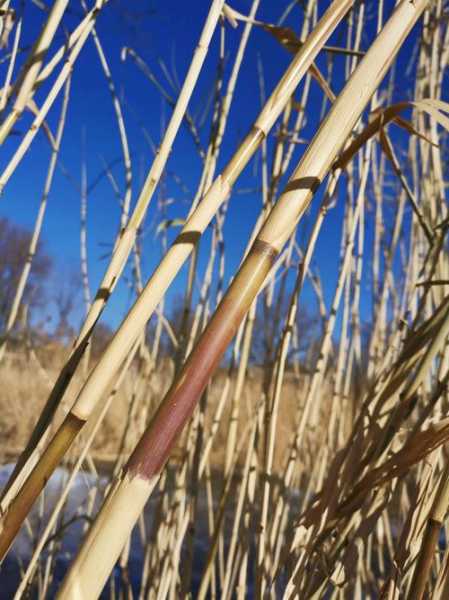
[57, 1, 430, 597]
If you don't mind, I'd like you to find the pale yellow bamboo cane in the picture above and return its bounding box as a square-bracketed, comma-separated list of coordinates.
[1, 0, 353, 521]
[0, 76, 71, 361]
[0, 0, 69, 143]
[297, 143, 371, 440]
[67, 0, 356, 425]
[0, 0, 224, 512]
[0, 15, 21, 112]
[409, 461, 449, 600]
[36, 2, 107, 87]
[0, 0, 107, 193]
[86, 16, 132, 226]
[57, 3, 429, 598]
[12, 340, 139, 600]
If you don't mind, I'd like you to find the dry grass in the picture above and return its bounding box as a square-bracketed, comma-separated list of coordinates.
[0, 349, 318, 473]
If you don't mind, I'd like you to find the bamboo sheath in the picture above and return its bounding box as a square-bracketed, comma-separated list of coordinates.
[0, 0, 354, 558]
[57, 2, 429, 597]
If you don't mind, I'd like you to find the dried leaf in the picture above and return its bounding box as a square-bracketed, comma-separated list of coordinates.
[392, 116, 437, 147]
[262, 24, 301, 53]
[310, 63, 336, 103]
[334, 102, 409, 169]
[223, 6, 336, 103]
[342, 418, 449, 516]
[335, 99, 447, 170]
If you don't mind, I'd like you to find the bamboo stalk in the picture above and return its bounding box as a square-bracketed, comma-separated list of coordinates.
[0, 14, 21, 112]
[0, 0, 69, 143]
[57, 2, 429, 596]
[0, 0, 354, 556]
[0, 0, 225, 513]
[0, 76, 71, 362]
[408, 459, 449, 598]
[0, 0, 107, 192]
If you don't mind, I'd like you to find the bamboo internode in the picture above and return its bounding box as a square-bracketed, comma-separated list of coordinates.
[0, 0, 354, 559]
[57, 1, 430, 597]
[1, 0, 449, 597]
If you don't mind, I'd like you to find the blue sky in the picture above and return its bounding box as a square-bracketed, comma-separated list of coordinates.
[0, 0, 425, 336]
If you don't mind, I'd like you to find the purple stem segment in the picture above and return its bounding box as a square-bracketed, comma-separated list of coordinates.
[127, 239, 278, 480]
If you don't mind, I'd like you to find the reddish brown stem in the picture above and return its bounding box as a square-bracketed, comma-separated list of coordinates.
[126, 239, 277, 480]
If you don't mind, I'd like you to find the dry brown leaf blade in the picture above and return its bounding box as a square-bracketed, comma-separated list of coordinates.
[334, 99, 447, 170]
[392, 116, 438, 147]
[310, 62, 336, 103]
[262, 23, 301, 53]
[334, 102, 409, 169]
[340, 419, 449, 518]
